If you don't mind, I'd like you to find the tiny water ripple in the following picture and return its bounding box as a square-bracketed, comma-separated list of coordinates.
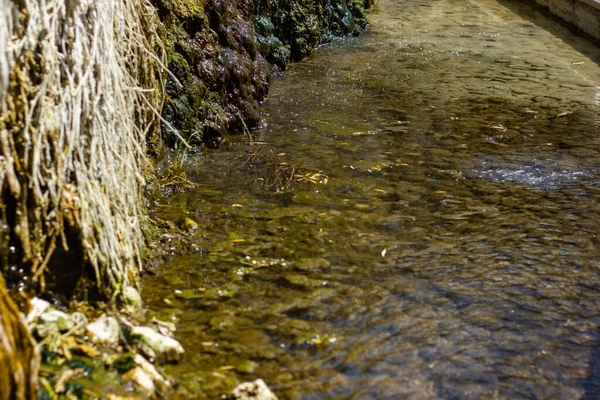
[470, 155, 598, 191]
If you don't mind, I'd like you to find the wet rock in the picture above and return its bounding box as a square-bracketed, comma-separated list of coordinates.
[130, 326, 184, 363]
[295, 258, 330, 271]
[122, 286, 142, 308]
[229, 379, 278, 400]
[283, 274, 328, 288]
[70, 312, 88, 327]
[235, 360, 258, 373]
[26, 297, 51, 325]
[36, 310, 75, 337]
[254, 15, 275, 36]
[123, 366, 155, 395]
[86, 315, 121, 345]
[133, 354, 172, 393]
[255, 32, 290, 69]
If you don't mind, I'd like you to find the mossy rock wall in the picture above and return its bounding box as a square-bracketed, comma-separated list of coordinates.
[153, 0, 371, 147]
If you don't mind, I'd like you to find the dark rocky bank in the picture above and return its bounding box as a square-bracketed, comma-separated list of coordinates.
[153, 0, 372, 148]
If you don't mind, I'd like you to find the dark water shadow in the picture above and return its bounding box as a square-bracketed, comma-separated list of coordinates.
[582, 324, 600, 399]
[496, 0, 600, 67]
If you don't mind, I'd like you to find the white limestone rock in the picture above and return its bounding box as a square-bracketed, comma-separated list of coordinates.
[133, 354, 171, 392]
[231, 379, 278, 400]
[86, 315, 121, 345]
[130, 326, 184, 363]
[36, 309, 75, 337]
[26, 297, 51, 326]
[123, 366, 155, 395]
[122, 286, 142, 308]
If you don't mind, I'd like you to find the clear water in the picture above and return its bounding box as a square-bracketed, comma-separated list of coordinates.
[144, 0, 600, 398]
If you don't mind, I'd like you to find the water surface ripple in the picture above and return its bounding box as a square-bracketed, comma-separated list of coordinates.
[145, 0, 600, 398]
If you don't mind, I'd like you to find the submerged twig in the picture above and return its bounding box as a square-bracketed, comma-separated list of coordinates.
[241, 145, 327, 192]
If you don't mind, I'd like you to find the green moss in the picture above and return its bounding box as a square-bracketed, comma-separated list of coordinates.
[254, 15, 275, 36]
[153, 0, 207, 26]
[169, 0, 205, 20]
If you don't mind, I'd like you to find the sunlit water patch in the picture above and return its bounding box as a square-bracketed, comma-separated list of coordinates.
[470, 155, 598, 190]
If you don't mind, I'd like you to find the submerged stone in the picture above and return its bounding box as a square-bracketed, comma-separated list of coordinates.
[283, 274, 328, 288]
[229, 379, 278, 400]
[181, 217, 199, 232]
[174, 288, 203, 300]
[295, 258, 331, 271]
[204, 284, 239, 299]
[235, 360, 258, 374]
[130, 326, 184, 363]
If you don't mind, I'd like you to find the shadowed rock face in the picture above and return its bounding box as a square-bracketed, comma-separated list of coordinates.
[153, 0, 371, 147]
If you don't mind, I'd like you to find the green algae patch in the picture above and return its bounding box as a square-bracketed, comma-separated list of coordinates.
[283, 275, 329, 289]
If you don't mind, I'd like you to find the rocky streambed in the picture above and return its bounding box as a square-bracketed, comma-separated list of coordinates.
[30, 1, 373, 399]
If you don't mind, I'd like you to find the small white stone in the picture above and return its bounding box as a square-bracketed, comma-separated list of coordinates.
[122, 286, 142, 307]
[130, 326, 184, 363]
[70, 312, 88, 327]
[26, 297, 51, 325]
[86, 315, 121, 345]
[133, 354, 171, 392]
[231, 379, 278, 400]
[123, 366, 155, 395]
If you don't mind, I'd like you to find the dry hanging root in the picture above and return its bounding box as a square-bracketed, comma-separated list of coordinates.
[0, 0, 165, 300]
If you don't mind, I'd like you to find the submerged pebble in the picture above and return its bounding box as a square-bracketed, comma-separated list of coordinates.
[283, 275, 329, 288]
[229, 379, 278, 400]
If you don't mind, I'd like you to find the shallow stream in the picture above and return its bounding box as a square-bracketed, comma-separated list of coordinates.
[144, 0, 600, 398]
